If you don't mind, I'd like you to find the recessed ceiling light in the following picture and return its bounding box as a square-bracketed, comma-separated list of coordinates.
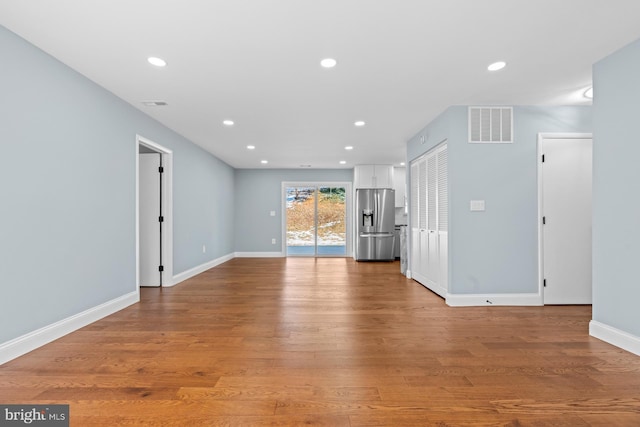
[354, 121, 365, 127]
[246, 145, 255, 150]
[487, 61, 506, 71]
[320, 58, 337, 68]
[147, 57, 167, 67]
[339, 160, 347, 165]
[261, 160, 268, 164]
[400, 162, 406, 166]
[345, 146, 354, 150]
[223, 120, 234, 126]
[584, 87, 593, 99]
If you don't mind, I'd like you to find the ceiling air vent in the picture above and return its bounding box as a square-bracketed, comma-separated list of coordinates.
[142, 100, 168, 107]
[468, 106, 512, 143]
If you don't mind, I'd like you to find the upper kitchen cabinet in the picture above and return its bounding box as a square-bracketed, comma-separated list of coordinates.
[394, 167, 406, 208]
[354, 165, 394, 189]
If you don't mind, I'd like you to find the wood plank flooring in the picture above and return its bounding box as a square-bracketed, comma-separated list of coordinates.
[1, 258, 640, 426]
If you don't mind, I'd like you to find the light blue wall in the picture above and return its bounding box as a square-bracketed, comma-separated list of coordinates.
[592, 38, 640, 337]
[234, 169, 353, 252]
[173, 147, 234, 273]
[0, 26, 234, 343]
[407, 105, 591, 295]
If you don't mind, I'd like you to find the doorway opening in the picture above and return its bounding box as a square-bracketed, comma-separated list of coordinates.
[283, 183, 351, 257]
[137, 135, 173, 288]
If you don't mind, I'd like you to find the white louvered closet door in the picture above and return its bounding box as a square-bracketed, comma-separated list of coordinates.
[426, 153, 439, 285]
[409, 142, 448, 298]
[437, 145, 448, 290]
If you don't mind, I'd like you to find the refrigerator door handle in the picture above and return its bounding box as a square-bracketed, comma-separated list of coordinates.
[375, 191, 380, 228]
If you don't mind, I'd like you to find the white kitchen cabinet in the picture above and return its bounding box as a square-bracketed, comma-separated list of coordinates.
[409, 142, 447, 297]
[354, 165, 394, 189]
[393, 167, 406, 208]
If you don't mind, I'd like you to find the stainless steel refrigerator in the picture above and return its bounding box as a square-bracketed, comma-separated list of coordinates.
[355, 188, 395, 261]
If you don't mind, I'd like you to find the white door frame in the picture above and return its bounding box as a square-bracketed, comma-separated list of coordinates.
[281, 182, 352, 257]
[136, 135, 174, 288]
[537, 132, 592, 301]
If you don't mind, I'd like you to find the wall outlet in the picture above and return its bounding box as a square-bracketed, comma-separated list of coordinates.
[202, 245, 206, 253]
[271, 238, 276, 245]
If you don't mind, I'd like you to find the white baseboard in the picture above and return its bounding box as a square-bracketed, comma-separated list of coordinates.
[411, 274, 447, 298]
[234, 252, 284, 258]
[590, 320, 640, 356]
[413, 274, 447, 298]
[171, 253, 235, 286]
[446, 293, 543, 307]
[0, 291, 139, 366]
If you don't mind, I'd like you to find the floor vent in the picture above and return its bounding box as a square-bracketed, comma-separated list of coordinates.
[468, 106, 512, 143]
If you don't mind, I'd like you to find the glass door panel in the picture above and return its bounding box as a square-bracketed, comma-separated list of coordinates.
[286, 187, 316, 256]
[317, 187, 346, 256]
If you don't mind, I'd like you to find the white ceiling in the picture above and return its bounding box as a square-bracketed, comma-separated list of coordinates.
[2, 1, 640, 169]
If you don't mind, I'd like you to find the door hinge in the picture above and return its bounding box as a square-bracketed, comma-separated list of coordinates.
[159, 166, 164, 173]
[543, 279, 547, 287]
[159, 216, 164, 223]
[542, 216, 546, 225]
[542, 154, 545, 163]
[159, 265, 164, 272]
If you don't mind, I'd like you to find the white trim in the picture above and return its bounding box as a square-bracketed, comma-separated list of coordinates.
[171, 253, 234, 285]
[0, 291, 138, 365]
[234, 252, 285, 258]
[537, 132, 592, 304]
[446, 293, 543, 307]
[136, 135, 174, 288]
[590, 320, 640, 356]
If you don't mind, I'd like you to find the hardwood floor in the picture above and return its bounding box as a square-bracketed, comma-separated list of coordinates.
[1, 258, 640, 426]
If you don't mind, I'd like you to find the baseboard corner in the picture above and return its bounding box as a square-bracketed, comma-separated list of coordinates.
[590, 320, 640, 356]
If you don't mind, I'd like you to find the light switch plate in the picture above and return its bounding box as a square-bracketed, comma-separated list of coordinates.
[270, 211, 276, 216]
[470, 200, 485, 212]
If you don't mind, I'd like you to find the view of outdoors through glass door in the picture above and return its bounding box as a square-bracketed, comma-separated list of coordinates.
[286, 186, 346, 256]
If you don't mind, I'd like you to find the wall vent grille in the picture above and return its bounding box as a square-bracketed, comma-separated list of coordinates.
[468, 106, 513, 143]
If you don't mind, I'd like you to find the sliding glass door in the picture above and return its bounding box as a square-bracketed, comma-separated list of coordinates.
[285, 184, 348, 257]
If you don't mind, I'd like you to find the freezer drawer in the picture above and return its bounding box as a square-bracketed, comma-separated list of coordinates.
[356, 233, 395, 261]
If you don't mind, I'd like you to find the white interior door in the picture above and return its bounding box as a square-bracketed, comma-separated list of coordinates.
[542, 136, 592, 304]
[139, 153, 161, 287]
